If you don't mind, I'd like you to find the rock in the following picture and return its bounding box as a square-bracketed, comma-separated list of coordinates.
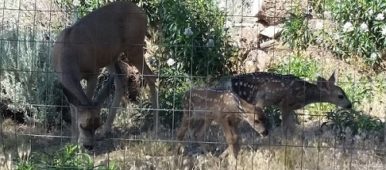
[257, 0, 309, 25]
[250, 0, 265, 17]
[260, 25, 283, 39]
[259, 39, 277, 49]
[230, 24, 264, 49]
[243, 50, 272, 73]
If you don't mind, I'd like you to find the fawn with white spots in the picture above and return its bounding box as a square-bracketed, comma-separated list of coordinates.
[230, 72, 352, 134]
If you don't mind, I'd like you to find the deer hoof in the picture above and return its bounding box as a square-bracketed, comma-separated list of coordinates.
[220, 149, 229, 159]
[176, 145, 185, 155]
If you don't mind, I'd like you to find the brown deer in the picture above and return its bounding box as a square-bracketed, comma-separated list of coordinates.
[53, 1, 158, 150]
[176, 88, 268, 160]
[230, 72, 352, 134]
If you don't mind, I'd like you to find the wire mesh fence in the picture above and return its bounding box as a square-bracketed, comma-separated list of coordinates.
[0, 0, 385, 169]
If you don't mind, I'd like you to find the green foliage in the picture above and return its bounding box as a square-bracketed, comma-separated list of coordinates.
[281, 5, 313, 51]
[327, 0, 386, 65]
[16, 145, 117, 170]
[310, 0, 331, 14]
[55, 0, 109, 17]
[156, 0, 234, 76]
[340, 74, 386, 108]
[154, 0, 235, 127]
[0, 30, 63, 125]
[269, 54, 319, 79]
[284, 0, 386, 66]
[324, 109, 384, 139]
[157, 66, 191, 128]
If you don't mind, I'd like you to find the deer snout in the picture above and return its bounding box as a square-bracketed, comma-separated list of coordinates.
[261, 129, 269, 137]
[83, 144, 94, 150]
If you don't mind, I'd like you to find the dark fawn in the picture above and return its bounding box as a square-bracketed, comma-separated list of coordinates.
[230, 72, 352, 134]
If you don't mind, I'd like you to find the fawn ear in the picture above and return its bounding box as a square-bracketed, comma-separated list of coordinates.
[328, 71, 336, 85]
[317, 76, 329, 90]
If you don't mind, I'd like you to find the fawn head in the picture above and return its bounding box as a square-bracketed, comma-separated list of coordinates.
[316, 72, 352, 109]
[242, 108, 269, 137]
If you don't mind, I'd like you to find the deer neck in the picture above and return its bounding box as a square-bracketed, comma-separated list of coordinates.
[304, 84, 328, 105]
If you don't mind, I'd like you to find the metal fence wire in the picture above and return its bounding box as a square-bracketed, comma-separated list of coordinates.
[0, 0, 385, 169]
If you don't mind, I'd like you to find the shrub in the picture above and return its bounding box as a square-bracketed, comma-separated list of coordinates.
[0, 30, 64, 125]
[154, 0, 235, 127]
[269, 54, 319, 79]
[281, 4, 314, 51]
[323, 109, 384, 140]
[283, 0, 386, 67]
[16, 144, 117, 170]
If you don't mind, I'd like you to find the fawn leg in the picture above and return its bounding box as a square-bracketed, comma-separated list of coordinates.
[193, 119, 210, 153]
[220, 118, 240, 160]
[280, 109, 297, 137]
[176, 115, 191, 154]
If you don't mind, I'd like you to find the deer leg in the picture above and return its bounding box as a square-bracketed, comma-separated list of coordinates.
[176, 114, 191, 154]
[70, 104, 78, 143]
[127, 47, 159, 135]
[220, 119, 240, 160]
[142, 64, 159, 134]
[193, 119, 210, 153]
[281, 110, 297, 137]
[99, 63, 126, 137]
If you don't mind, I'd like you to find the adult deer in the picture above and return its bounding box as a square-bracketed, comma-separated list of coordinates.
[53, 1, 158, 149]
[176, 88, 268, 160]
[230, 72, 352, 134]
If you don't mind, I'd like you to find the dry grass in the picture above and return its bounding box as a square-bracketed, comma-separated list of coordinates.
[4, 117, 383, 169]
[88, 121, 385, 170]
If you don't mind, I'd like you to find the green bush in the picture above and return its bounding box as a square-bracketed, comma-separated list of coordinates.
[325, 0, 386, 65]
[0, 30, 63, 125]
[16, 144, 117, 170]
[281, 5, 313, 51]
[269, 54, 319, 79]
[283, 0, 386, 66]
[154, 0, 235, 127]
[324, 109, 384, 140]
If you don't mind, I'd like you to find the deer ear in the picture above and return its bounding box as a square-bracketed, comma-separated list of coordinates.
[317, 76, 329, 89]
[62, 87, 82, 107]
[328, 72, 336, 84]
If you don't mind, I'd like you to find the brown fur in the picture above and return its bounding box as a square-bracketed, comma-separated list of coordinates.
[53, 1, 158, 149]
[230, 72, 352, 134]
[176, 88, 268, 159]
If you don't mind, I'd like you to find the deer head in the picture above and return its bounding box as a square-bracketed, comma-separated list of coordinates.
[243, 111, 269, 136]
[76, 104, 102, 150]
[316, 72, 352, 109]
[62, 83, 104, 150]
[238, 100, 269, 136]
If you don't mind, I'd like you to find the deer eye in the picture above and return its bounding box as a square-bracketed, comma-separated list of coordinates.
[338, 94, 344, 99]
